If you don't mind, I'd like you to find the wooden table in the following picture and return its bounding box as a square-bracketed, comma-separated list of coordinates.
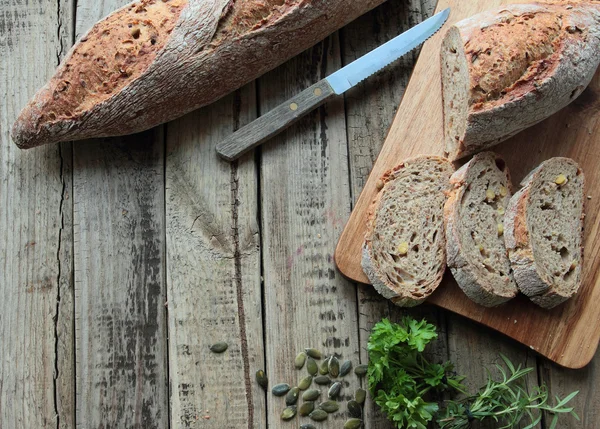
[0, 0, 597, 428]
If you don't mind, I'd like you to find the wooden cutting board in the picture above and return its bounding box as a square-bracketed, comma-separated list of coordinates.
[335, 0, 600, 369]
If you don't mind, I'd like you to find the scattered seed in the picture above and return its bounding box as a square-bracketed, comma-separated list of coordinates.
[286, 387, 300, 406]
[295, 352, 307, 369]
[305, 348, 322, 359]
[347, 400, 362, 418]
[299, 401, 315, 417]
[209, 342, 228, 353]
[302, 389, 321, 401]
[319, 357, 330, 375]
[355, 388, 366, 405]
[300, 425, 317, 429]
[354, 364, 368, 377]
[344, 418, 363, 429]
[307, 357, 318, 376]
[328, 356, 340, 378]
[328, 382, 342, 400]
[298, 375, 313, 391]
[309, 409, 328, 422]
[272, 383, 291, 397]
[255, 370, 268, 390]
[314, 375, 331, 386]
[319, 400, 339, 413]
[281, 406, 297, 421]
[339, 360, 352, 377]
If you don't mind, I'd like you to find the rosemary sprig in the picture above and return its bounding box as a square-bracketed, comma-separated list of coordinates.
[437, 354, 580, 429]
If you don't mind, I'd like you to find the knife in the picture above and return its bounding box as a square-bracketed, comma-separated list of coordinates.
[216, 8, 451, 161]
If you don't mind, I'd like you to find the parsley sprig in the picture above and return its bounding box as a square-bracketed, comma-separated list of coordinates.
[367, 318, 465, 428]
[367, 317, 579, 429]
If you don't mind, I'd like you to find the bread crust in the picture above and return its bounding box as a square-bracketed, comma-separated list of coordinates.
[504, 158, 585, 309]
[362, 156, 451, 307]
[12, 0, 386, 148]
[442, 2, 600, 160]
[444, 152, 517, 307]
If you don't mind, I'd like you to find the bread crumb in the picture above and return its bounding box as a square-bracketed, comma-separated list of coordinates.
[529, 345, 535, 350]
[587, 195, 592, 200]
[514, 319, 517, 324]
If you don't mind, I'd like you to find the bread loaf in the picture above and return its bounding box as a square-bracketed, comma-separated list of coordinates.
[445, 152, 518, 307]
[362, 156, 453, 307]
[504, 157, 585, 309]
[12, 0, 387, 149]
[441, 2, 600, 160]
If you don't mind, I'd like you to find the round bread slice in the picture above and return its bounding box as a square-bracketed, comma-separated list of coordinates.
[445, 152, 518, 307]
[504, 158, 585, 309]
[362, 156, 454, 307]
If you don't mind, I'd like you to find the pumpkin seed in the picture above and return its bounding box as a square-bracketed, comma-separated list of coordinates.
[344, 418, 363, 429]
[339, 360, 352, 377]
[209, 342, 228, 353]
[314, 375, 331, 386]
[272, 383, 291, 397]
[309, 409, 328, 422]
[305, 348, 322, 359]
[328, 356, 340, 378]
[295, 352, 306, 369]
[300, 425, 316, 429]
[319, 357, 330, 375]
[355, 388, 366, 405]
[319, 400, 339, 413]
[298, 375, 313, 391]
[328, 382, 342, 399]
[306, 357, 318, 376]
[255, 370, 268, 390]
[299, 401, 315, 417]
[281, 406, 297, 421]
[286, 387, 300, 406]
[302, 389, 321, 401]
[347, 400, 362, 418]
[354, 364, 368, 377]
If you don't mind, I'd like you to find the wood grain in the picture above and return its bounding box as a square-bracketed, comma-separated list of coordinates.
[165, 85, 266, 428]
[335, 0, 600, 369]
[73, 1, 168, 427]
[259, 35, 363, 428]
[217, 80, 337, 161]
[0, 0, 75, 427]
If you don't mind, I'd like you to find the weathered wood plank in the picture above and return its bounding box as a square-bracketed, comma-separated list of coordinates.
[165, 85, 265, 428]
[539, 358, 599, 428]
[342, 1, 450, 427]
[73, 2, 168, 428]
[0, 0, 75, 427]
[165, 87, 265, 428]
[259, 34, 362, 428]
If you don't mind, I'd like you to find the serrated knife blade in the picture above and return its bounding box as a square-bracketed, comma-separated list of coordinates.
[217, 8, 451, 161]
[327, 7, 451, 94]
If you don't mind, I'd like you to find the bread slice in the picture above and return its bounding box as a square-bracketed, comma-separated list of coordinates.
[504, 158, 585, 309]
[12, 0, 388, 148]
[362, 156, 453, 307]
[441, 3, 600, 160]
[445, 152, 518, 307]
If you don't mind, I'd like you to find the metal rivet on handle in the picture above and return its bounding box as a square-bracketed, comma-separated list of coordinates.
[290, 102, 299, 111]
[314, 88, 323, 96]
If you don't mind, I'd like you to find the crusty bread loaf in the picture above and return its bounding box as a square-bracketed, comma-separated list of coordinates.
[504, 158, 585, 309]
[362, 156, 453, 307]
[445, 152, 518, 307]
[441, 2, 600, 160]
[12, 0, 387, 149]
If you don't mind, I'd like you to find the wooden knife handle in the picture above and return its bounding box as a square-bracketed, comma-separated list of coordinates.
[216, 79, 337, 161]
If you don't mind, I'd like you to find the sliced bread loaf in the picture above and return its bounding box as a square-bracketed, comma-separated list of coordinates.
[441, 3, 600, 160]
[362, 156, 453, 307]
[445, 152, 518, 307]
[504, 158, 585, 309]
